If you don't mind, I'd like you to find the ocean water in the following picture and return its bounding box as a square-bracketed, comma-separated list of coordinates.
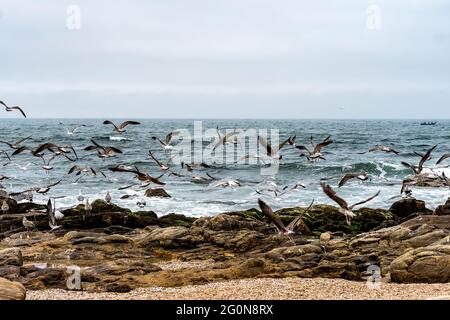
[0, 119, 449, 217]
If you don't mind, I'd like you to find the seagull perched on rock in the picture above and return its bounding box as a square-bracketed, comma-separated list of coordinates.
[105, 191, 112, 204]
[321, 182, 380, 225]
[22, 216, 35, 233]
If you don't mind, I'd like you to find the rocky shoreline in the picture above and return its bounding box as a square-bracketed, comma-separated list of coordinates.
[1, 196, 449, 300]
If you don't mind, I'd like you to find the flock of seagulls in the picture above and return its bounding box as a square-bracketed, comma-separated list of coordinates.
[0, 100, 449, 236]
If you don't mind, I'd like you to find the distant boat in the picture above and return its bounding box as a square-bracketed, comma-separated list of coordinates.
[420, 121, 437, 126]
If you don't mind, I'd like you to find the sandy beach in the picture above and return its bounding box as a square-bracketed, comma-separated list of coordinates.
[27, 278, 450, 300]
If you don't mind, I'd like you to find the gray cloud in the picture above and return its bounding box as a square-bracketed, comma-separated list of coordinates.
[0, 0, 449, 118]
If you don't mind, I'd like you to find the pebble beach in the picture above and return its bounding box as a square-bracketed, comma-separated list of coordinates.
[27, 278, 450, 300]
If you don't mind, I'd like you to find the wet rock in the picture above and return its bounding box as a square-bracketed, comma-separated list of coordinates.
[137, 226, 193, 248]
[389, 198, 430, 218]
[390, 244, 450, 283]
[0, 266, 21, 281]
[434, 198, 450, 216]
[193, 214, 264, 232]
[278, 205, 394, 235]
[22, 267, 67, 290]
[144, 188, 171, 198]
[0, 277, 26, 300]
[0, 248, 23, 267]
[158, 213, 196, 228]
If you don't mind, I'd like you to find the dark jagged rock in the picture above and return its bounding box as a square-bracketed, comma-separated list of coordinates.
[434, 197, 450, 216]
[144, 188, 171, 198]
[389, 198, 431, 218]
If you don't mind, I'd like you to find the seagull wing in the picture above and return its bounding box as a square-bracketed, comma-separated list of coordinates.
[349, 190, 380, 210]
[119, 121, 141, 129]
[286, 199, 314, 232]
[258, 136, 274, 156]
[11, 106, 27, 118]
[418, 145, 437, 170]
[15, 135, 32, 145]
[164, 132, 173, 145]
[148, 150, 164, 167]
[314, 139, 333, 153]
[321, 182, 349, 210]
[436, 154, 450, 165]
[47, 199, 56, 226]
[258, 198, 287, 232]
[103, 120, 118, 130]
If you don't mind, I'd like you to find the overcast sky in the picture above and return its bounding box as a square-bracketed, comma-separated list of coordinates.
[0, 0, 449, 118]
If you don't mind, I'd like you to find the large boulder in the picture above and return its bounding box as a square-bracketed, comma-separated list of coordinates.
[390, 244, 450, 283]
[434, 198, 450, 216]
[389, 199, 430, 218]
[137, 226, 194, 248]
[0, 277, 26, 300]
[144, 188, 171, 198]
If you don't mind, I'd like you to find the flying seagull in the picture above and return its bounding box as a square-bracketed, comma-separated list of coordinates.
[103, 120, 141, 133]
[109, 165, 166, 186]
[401, 145, 437, 175]
[258, 198, 314, 235]
[0, 136, 32, 150]
[360, 145, 399, 155]
[320, 182, 380, 225]
[47, 199, 62, 231]
[209, 178, 241, 189]
[84, 139, 123, 158]
[67, 124, 88, 135]
[0, 100, 27, 118]
[338, 172, 369, 187]
[213, 127, 240, 151]
[296, 135, 333, 162]
[152, 132, 176, 151]
[436, 154, 450, 165]
[258, 135, 295, 160]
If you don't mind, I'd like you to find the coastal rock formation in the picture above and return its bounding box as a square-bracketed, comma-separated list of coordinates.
[434, 198, 450, 216]
[0, 277, 26, 300]
[390, 244, 450, 283]
[0, 248, 23, 267]
[0, 200, 448, 292]
[389, 198, 430, 218]
[144, 188, 171, 198]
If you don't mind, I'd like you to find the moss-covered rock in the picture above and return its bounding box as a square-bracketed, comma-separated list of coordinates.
[276, 205, 395, 235]
[158, 213, 197, 228]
